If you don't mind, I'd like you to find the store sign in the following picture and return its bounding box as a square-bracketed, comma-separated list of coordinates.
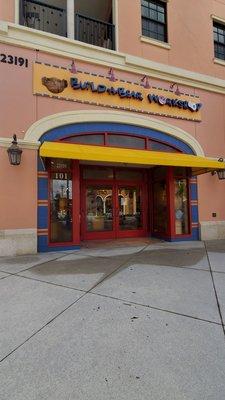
[33, 63, 202, 121]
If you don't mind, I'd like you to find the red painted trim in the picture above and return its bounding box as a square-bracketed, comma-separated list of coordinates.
[80, 167, 148, 240]
[72, 160, 80, 245]
[168, 167, 175, 237]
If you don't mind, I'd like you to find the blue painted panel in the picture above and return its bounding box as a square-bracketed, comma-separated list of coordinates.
[37, 235, 48, 252]
[191, 205, 199, 223]
[190, 183, 198, 200]
[40, 122, 194, 154]
[38, 156, 47, 172]
[38, 235, 80, 252]
[38, 206, 48, 229]
[38, 178, 48, 200]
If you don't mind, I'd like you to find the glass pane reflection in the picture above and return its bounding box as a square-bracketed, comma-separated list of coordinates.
[174, 179, 189, 234]
[86, 187, 113, 232]
[118, 187, 142, 230]
[153, 180, 167, 233]
[50, 172, 72, 243]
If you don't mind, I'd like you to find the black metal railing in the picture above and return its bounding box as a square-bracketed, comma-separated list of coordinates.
[75, 13, 115, 50]
[20, 0, 67, 37]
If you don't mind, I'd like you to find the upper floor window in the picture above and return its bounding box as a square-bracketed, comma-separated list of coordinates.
[19, 0, 115, 50]
[141, 0, 167, 43]
[213, 21, 225, 60]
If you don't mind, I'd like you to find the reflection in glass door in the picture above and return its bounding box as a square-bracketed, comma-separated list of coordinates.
[86, 187, 113, 233]
[118, 187, 142, 231]
[50, 171, 73, 243]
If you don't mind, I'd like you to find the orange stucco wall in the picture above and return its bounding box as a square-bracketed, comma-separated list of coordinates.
[0, 0, 15, 23]
[118, 0, 225, 80]
[0, 11, 225, 232]
[0, 147, 37, 229]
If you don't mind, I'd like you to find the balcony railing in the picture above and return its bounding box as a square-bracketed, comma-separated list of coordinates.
[21, 0, 67, 37]
[75, 13, 115, 50]
[20, 1, 116, 50]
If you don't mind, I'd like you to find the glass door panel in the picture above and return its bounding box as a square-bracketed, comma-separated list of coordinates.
[50, 172, 73, 243]
[174, 179, 189, 235]
[118, 187, 142, 231]
[152, 180, 167, 234]
[86, 187, 113, 232]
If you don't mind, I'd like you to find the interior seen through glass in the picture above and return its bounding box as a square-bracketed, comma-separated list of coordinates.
[50, 171, 73, 242]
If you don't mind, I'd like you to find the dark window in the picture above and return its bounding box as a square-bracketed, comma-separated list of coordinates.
[141, 0, 167, 42]
[61, 133, 181, 153]
[149, 140, 179, 152]
[213, 22, 225, 60]
[107, 134, 146, 149]
[62, 134, 105, 146]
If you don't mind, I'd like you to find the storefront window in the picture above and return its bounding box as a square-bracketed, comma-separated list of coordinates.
[83, 167, 114, 180]
[49, 163, 73, 243]
[174, 178, 189, 235]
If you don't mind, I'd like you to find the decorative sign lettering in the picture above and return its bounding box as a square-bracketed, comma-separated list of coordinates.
[0, 53, 28, 67]
[33, 63, 202, 121]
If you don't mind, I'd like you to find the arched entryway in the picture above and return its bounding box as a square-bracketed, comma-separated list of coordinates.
[36, 118, 200, 252]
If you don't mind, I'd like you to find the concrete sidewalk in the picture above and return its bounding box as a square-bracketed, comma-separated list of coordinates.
[0, 238, 225, 399]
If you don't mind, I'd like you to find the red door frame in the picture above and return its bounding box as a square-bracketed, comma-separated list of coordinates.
[80, 175, 148, 240]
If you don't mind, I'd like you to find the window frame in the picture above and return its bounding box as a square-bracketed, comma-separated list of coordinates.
[141, 0, 168, 43]
[213, 20, 225, 61]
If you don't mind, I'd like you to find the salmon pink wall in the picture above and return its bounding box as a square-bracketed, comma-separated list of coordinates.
[0, 0, 15, 23]
[1, 44, 225, 226]
[0, 44, 36, 139]
[198, 173, 225, 221]
[118, 0, 225, 80]
[0, 148, 37, 229]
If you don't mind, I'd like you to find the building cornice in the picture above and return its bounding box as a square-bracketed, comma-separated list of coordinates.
[0, 21, 225, 94]
[0, 137, 40, 149]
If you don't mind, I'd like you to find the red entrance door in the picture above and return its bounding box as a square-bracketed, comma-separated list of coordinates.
[80, 174, 147, 240]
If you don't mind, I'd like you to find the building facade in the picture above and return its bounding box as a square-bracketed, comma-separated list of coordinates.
[0, 0, 225, 255]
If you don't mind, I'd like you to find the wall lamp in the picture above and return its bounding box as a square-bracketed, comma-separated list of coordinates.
[170, 82, 181, 96]
[7, 135, 22, 166]
[211, 158, 225, 180]
[108, 68, 116, 82]
[70, 60, 77, 74]
[141, 75, 150, 88]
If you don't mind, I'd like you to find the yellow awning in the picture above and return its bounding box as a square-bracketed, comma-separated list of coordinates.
[40, 142, 225, 176]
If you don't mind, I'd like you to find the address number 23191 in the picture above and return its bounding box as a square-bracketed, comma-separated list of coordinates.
[0, 53, 28, 67]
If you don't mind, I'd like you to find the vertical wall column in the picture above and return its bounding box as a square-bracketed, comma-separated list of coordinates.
[67, 0, 75, 39]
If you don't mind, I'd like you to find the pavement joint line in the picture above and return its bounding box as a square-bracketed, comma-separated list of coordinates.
[10, 273, 224, 327]
[0, 246, 149, 364]
[2, 251, 92, 274]
[210, 270, 225, 275]
[14, 273, 88, 294]
[204, 241, 225, 339]
[1, 242, 224, 363]
[0, 290, 88, 364]
[89, 291, 224, 327]
[0, 274, 10, 280]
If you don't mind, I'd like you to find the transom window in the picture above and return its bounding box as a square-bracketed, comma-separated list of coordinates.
[141, 0, 167, 43]
[213, 21, 225, 60]
[61, 133, 180, 153]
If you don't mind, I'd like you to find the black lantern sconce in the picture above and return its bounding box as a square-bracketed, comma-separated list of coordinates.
[212, 158, 225, 180]
[7, 135, 22, 166]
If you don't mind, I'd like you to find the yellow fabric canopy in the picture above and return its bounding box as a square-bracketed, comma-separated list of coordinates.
[40, 142, 225, 176]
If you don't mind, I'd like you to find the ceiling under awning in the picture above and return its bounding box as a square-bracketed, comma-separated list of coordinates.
[39, 142, 225, 176]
